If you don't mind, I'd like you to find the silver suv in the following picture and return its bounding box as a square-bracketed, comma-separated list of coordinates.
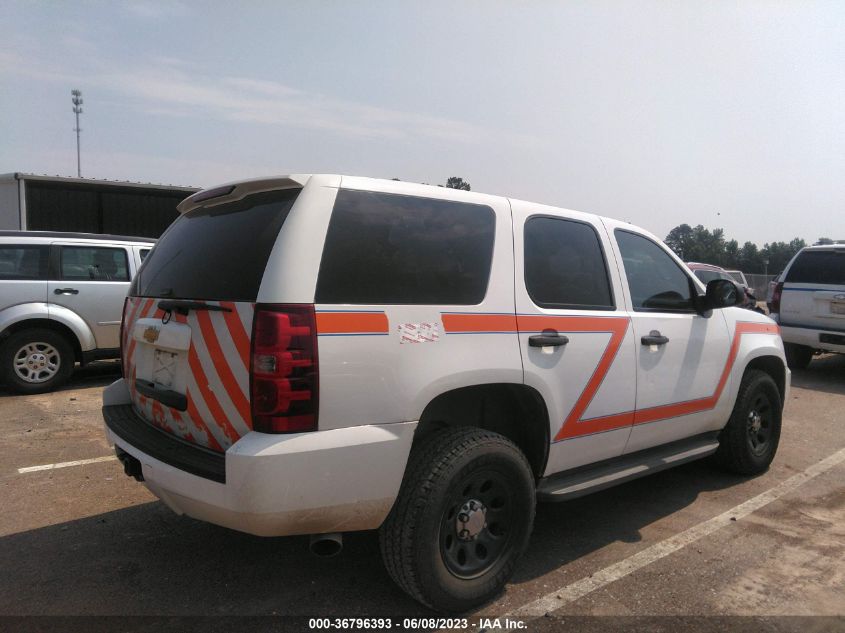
[769, 244, 845, 368]
[0, 231, 154, 393]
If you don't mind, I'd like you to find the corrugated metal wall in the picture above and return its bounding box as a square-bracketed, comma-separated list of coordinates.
[25, 181, 192, 238]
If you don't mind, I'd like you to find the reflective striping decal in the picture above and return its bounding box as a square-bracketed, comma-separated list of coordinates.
[221, 301, 252, 371]
[123, 298, 254, 451]
[194, 309, 251, 425]
[441, 313, 781, 444]
[187, 344, 242, 445]
[517, 316, 632, 441]
[632, 321, 780, 425]
[441, 313, 518, 334]
[316, 311, 389, 335]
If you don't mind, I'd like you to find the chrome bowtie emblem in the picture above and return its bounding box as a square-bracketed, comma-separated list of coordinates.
[143, 326, 160, 344]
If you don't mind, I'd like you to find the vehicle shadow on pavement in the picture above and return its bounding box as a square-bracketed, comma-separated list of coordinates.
[788, 354, 845, 397]
[0, 500, 431, 616]
[1, 459, 750, 617]
[0, 361, 120, 397]
[516, 458, 750, 583]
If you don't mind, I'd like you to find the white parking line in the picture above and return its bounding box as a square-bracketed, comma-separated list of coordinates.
[510, 447, 845, 617]
[17, 455, 118, 474]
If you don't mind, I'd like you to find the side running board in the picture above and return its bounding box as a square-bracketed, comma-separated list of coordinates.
[537, 433, 720, 502]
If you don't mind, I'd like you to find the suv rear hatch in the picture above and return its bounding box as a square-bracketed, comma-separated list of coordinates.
[122, 187, 301, 451]
[780, 248, 845, 336]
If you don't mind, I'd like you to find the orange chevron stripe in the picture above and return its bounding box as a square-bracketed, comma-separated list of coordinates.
[221, 301, 251, 371]
[194, 309, 252, 426]
[187, 345, 241, 445]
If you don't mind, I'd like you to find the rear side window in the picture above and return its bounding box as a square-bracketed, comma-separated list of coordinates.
[60, 246, 129, 281]
[0, 245, 49, 280]
[133, 189, 300, 301]
[785, 251, 845, 285]
[316, 190, 495, 305]
[615, 230, 694, 311]
[139, 248, 151, 261]
[524, 217, 614, 309]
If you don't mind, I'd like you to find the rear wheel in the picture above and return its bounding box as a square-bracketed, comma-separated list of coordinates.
[0, 329, 74, 394]
[714, 369, 782, 475]
[784, 343, 813, 369]
[379, 427, 535, 613]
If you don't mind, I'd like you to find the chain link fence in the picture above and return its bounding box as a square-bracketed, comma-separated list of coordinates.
[745, 274, 776, 299]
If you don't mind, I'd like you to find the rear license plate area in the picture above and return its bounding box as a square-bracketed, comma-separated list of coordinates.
[153, 349, 178, 389]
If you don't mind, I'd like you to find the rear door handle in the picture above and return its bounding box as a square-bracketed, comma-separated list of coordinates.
[54, 288, 79, 295]
[529, 333, 570, 348]
[641, 331, 669, 346]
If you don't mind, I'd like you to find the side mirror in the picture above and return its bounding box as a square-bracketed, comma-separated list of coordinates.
[700, 279, 741, 312]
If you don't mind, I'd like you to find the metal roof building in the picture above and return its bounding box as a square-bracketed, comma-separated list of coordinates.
[0, 173, 199, 238]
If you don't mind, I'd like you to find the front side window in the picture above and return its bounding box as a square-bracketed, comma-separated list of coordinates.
[0, 245, 49, 280]
[615, 230, 694, 311]
[61, 246, 130, 282]
[316, 190, 496, 304]
[524, 217, 614, 309]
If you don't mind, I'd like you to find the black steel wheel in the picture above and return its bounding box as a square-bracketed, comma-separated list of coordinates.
[380, 427, 535, 612]
[439, 469, 516, 580]
[714, 369, 782, 475]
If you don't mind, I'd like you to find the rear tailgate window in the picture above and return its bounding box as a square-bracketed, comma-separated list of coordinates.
[133, 188, 300, 301]
[785, 251, 845, 285]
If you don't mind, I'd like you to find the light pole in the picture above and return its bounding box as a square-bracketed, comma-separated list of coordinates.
[71, 89, 83, 177]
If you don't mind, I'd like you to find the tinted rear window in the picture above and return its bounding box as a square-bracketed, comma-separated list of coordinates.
[0, 245, 49, 280]
[132, 189, 300, 301]
[786, 251, 845, 285]
[524, 217, 614, 310]
[316, 189, 495, 305]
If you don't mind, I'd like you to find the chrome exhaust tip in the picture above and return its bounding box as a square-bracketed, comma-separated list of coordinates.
[309, 533, 343, 557]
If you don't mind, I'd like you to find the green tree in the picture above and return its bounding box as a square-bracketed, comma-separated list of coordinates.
[445, 176, 471, 191]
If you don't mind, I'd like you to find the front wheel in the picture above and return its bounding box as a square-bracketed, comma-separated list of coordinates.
[0, 329, 75, 394]
[379, 428, 535, 613]
[713, 369, 782, 475]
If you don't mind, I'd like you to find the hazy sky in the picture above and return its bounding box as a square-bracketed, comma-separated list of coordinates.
[1, 1, 843, 245]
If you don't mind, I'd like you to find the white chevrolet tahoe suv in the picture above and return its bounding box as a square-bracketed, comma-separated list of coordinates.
[0, 231, 153, 393]
[102, 175, 789, 612]
[768, 244, 845, 368]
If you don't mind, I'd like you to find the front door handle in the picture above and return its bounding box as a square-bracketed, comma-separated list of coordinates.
[53, 288, 79, 295]
[641, 331, 669, 346]
[529, 333, 570, 348]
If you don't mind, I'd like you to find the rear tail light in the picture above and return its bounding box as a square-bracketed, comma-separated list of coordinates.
[770, 282, 783, 314]
[119, 297, 129, 378]
[250, 304, 319, 433]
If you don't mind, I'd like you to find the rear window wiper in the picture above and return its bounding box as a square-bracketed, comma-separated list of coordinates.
[157, 300, 232, 315]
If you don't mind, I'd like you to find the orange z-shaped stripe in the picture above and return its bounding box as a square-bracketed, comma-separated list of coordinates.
[443, 313, 779, 443]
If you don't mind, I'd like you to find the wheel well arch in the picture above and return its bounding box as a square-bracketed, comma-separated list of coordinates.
[414, 383, 550, 478]
[0, 319, 83, 362]
[744, 355, 786, 403]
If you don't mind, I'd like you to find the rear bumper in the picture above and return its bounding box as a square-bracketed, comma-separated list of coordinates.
[780, 324, 845, 353]
[102, 380, 417, 537]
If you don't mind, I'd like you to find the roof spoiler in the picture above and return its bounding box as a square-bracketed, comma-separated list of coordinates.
[177, 175, 309, 214]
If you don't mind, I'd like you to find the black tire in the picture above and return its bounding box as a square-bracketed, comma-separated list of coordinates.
[714, 369, 782, 475]
[0, 328, 75, 394]
[784, 343, 813, 370]
[379, 427, 535, 613]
